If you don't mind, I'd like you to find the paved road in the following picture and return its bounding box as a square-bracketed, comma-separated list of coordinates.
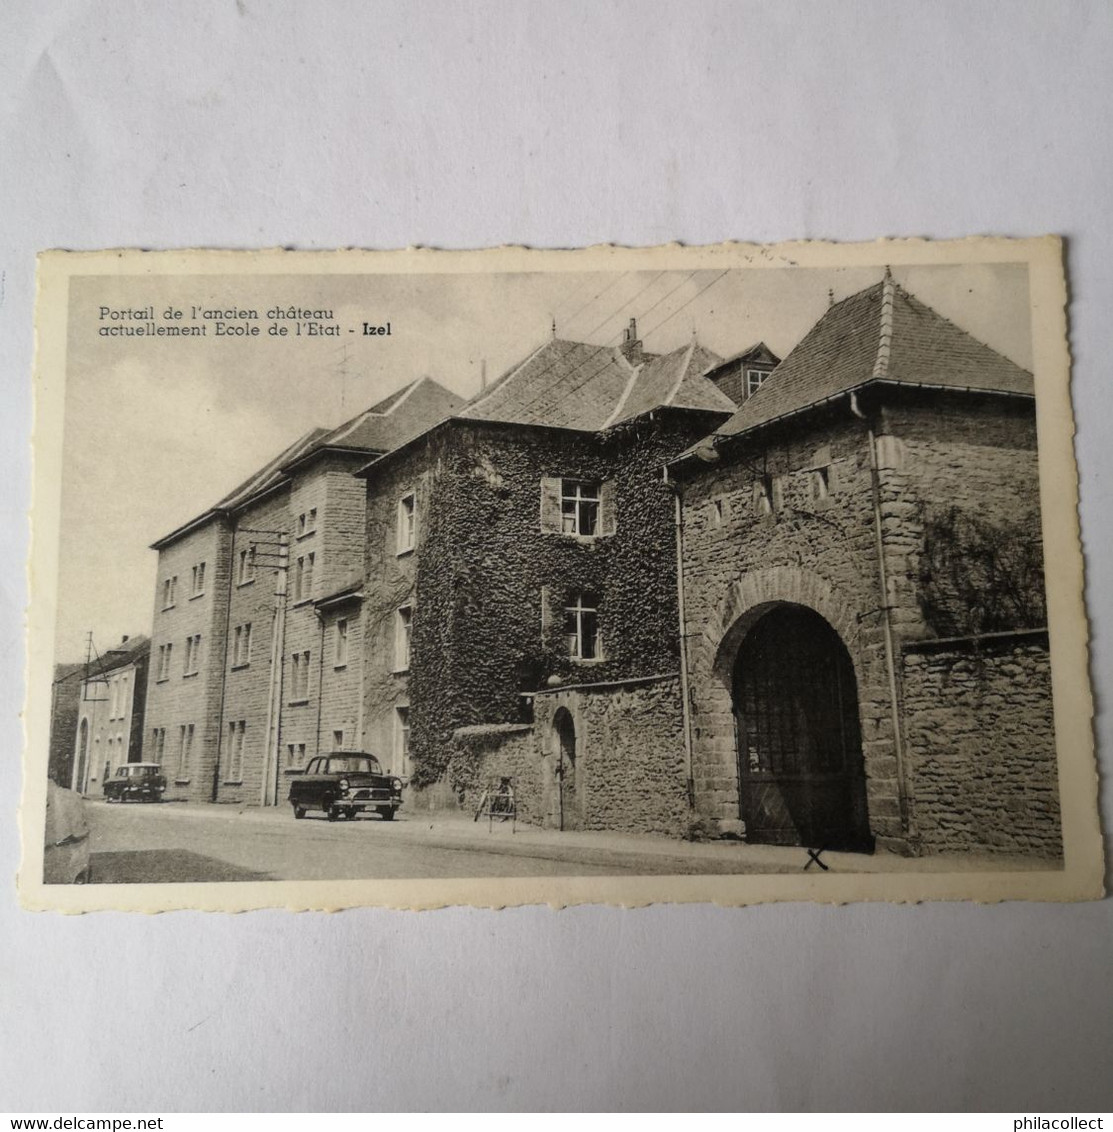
[87, 799, 779, 882]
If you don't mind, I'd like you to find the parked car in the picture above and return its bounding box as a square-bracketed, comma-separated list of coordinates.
[287, 752, 403, 821]
[44, 780, 92, 884]
[103, 762, 166, 803]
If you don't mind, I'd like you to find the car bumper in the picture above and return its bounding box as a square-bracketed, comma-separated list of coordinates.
[334, 797, 402, 812]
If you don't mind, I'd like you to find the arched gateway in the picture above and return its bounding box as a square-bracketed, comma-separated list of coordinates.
[732, 604, 873, 851]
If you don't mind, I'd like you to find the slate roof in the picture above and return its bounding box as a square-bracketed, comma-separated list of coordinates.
[92, 635, 151, 676]
[154, 377, 462, 548]
[457, 336, 731, 432]
[713, 275, 1033, 439]
[315, 376, 464, 455]
[611, 340, 734, 423]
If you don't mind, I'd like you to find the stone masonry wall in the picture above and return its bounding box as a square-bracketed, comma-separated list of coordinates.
[143, 518, 232, 802]
[447, 677, 688, 835]
[679, 409, 900, 841]
[679, 392, 1047, 853]
[902, 635, 1061, 857]
[363, 411, 724, 791]
[215, 488, 290, 805]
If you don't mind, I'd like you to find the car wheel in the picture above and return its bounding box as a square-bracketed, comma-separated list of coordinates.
[327, 805, 340, 822]
[378, 807, 396, 822]
[345, 809, 357, 821]
[293, 805, 306, 820]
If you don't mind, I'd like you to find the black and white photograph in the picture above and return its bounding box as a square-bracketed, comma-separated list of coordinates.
[24, 240, 1100, 911]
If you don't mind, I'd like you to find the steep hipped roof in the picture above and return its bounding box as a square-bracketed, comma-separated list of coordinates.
[153, 377, 462, 548]
[458, 339, 637, 431]
[610, 340, 733, 423]
[713, 275, 1033, 439]
[315, 376, 464, 455]
[92, 635, 151, 677]
[457, 336, 731, 433]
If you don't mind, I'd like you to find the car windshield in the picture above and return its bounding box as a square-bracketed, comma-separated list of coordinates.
[326, 756, 380, 774]
[128, 766, 155, 776]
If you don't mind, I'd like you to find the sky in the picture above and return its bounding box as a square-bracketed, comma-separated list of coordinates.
[52, 260, 1032, 663]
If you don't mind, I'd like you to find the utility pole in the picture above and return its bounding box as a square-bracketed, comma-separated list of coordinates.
[240, 530, 289, 806]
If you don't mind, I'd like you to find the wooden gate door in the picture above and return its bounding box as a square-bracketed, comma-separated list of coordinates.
[733, 605, 872, 851]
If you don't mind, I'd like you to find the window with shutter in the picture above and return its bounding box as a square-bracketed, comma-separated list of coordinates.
[539, 477, 563, 533]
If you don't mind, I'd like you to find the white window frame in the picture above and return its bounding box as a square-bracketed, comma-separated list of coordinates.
[226, 720, 246, 781]
[332, 728, 345, 750]
[285, 741, 306, 768]
[295, 552, 316, 602]
[162, 575, 177, 609]
[560, 479, 601, 536]
[335, 618, 349, 667]
[191, 561, 206, 597]
[232, 623, 253, 668]
[394, 705, 411, 775]
[184, 634, 201, 676]
[177, 723, 194, 780]
[397, 492, 417, 555]
[394, 605, 413, 672]
[289, 649, 311, 703]
[238, 546, 256, 585]
[746, 368, 769, 397]
[564, 592, 602, 661]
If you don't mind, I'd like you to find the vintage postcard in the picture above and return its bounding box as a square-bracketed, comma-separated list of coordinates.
[20, 238, 1104, 911]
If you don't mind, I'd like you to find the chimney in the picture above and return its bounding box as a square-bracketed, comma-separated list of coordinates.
[619, 317, 644, 365]
[121, 635, 129, 643]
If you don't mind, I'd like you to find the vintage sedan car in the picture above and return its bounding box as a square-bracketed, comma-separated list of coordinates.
[287, 752, 404, 821]
[44, 780, 92, 884]
[103, 762, 167, 803]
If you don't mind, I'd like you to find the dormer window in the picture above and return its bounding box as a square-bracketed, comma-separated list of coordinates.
[746, 368, 770, 397]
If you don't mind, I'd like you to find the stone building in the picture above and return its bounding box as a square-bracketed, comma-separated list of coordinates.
[355, 323, 738, 828]
[669, 272, 1059, 856]
[141, 377, 461, 803]
[71, 636, 150, 795]
[48, 660, 85, 787]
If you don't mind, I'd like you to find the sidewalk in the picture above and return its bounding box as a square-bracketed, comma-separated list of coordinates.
[140, 799, 1059, 875]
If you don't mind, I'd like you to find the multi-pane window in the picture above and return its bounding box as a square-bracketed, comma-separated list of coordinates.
[561, 480, 601, 536]
[177, 723, 194, 778]
[238, 546, 256, 585]
[286, 742, 307, 768]
[394, 706, 411, 774]
[395, 606, 413, 671]
[295, 552, 315, 602]
[746, 368, 770, 397]
[226, 720, 246, 780]
[183, 634, 202, 675]
[397, 493, 416, 554]
[289, 650, 311, 701]
[332, 728, 345, 749]
[119, 674, 129, 718]
[541, 477, 614, 537]
[156, 643, 173, 682]
[151, 727, 166, 764]
[564, 592, 601, 661]
[161, 575, 178, 609]
[335, 618, 349, 667]
[232, 623, 253, 667]
[297, 508, 317, 538]
[191, 562, 206, 596]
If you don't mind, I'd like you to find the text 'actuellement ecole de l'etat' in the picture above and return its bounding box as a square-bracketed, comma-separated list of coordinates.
[94, 305, 392, 340]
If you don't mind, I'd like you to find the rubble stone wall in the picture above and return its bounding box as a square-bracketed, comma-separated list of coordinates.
[902, 635, 1062, 857]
